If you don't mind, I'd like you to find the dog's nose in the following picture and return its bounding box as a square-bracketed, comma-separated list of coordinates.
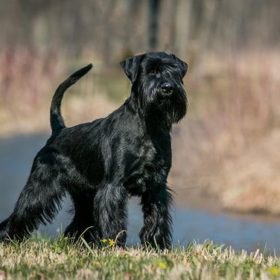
[161, 82, 174, 94]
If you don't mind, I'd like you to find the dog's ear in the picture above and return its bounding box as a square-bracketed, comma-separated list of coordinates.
[172, 54, 188, 78]
[120, 54, 143, 83]
[179, 59, 188, 78]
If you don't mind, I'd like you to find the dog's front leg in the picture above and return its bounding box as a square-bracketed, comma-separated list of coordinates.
[94, 184, 128, 247]
[140, 185, 172, 249]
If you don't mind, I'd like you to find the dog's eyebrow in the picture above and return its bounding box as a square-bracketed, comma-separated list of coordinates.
[146, 59, 176, 72]
[146, 59, 161, 67]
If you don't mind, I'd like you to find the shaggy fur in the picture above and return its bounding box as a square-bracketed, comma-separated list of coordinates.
[0, 52, 188, 249]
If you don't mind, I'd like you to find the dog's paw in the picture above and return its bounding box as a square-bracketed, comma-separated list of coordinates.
[0, 219, 10, 242]
[0, 229, 9, 242]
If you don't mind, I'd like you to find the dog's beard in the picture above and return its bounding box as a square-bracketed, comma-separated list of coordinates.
[142, 84, 187, 131]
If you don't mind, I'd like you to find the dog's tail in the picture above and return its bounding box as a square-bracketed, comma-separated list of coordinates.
[50, 63, 93, 134]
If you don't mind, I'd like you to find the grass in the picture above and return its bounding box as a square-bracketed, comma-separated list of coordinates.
[0, 238, 280, 279]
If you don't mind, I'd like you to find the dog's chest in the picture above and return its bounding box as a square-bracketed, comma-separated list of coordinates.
[123, 136, 171, 195]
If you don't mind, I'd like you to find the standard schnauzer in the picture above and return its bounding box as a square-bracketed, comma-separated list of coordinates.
[0, 52, 188, 249]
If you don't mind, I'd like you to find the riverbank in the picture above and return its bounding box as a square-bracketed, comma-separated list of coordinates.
[0, 238, 279, 279]
[171, 126, 280, 217]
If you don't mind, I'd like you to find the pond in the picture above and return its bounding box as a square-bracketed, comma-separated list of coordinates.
[0, 134, 280, 254]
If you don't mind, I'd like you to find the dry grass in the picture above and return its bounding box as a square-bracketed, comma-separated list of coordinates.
[0, 238, 280, 279]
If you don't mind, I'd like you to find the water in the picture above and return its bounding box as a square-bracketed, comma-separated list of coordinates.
[1, 134, 280, 254]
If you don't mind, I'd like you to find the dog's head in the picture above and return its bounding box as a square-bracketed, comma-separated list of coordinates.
[120, 52, 188, 130]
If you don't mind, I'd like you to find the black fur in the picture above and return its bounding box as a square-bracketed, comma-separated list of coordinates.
[0, 52, 188, 249]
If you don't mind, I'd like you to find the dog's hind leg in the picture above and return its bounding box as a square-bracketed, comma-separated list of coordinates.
[94, 184, 128, 247]
[139, 185, 172, 250]
[65, 190, 98, 243]
[0, 151, 67, 241]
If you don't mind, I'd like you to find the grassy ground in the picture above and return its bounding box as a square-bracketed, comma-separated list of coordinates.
[0, 238, 280, 279]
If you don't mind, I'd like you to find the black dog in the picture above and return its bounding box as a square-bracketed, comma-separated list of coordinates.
[0, 52, 187, 249]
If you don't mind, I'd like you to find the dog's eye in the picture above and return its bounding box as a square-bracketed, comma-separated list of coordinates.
[148, 69, 159, 75]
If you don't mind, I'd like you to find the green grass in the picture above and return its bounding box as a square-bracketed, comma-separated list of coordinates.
[0, 238, 280, 279]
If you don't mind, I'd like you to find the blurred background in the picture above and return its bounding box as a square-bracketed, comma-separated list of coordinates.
[1, 0, 280, 252]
